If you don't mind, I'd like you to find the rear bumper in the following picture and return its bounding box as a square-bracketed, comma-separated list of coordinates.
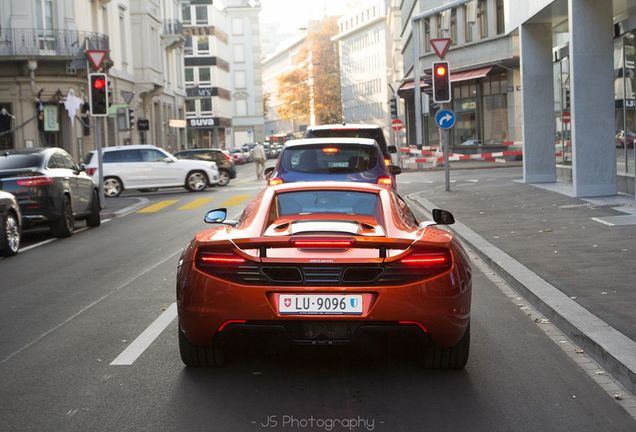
[177, 264, 471, 348]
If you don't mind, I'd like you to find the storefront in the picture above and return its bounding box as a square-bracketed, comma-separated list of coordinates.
[186, 116, 231, 149]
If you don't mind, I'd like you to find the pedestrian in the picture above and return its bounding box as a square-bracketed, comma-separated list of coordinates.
[252, 141, 266, 179]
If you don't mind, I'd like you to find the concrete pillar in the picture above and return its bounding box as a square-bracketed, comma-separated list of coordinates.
[569, 0, 616, 197]
[520, 23, 556, 183]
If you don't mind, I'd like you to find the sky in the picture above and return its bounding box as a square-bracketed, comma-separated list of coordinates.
[259, 0, 365, 29]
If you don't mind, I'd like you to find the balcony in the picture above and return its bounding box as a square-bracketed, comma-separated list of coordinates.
[0, 28, 109, 58]
[162, 20, 185, 49]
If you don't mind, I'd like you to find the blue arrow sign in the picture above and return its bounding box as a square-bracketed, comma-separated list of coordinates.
[435, 109, 456, 129]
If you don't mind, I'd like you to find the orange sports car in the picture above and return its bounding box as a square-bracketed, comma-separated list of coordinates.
[176, 182, 472, 368]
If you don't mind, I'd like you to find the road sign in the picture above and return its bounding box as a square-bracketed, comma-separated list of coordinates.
[430, 38, 452, 59]
[86, 50, 108, 71]
[391, 118, 403, 131]
[562, 111, 571, 124]
[435, 109, 456, 130]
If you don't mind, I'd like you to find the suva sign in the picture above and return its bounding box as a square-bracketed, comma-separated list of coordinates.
[188, 117, 215, 128]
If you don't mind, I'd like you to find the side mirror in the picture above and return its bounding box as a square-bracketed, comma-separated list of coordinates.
[389, 165, 401, 175]
[432, 209, 455, 225]
[264, 167, 274, 180]
[163, 157, 174, 163]
[78, 163, 86, 172]
[204, 208, 228, 224]
[388, 145, 397, 154]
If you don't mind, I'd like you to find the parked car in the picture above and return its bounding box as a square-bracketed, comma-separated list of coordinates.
[0, 191, 21, 256]
[174, 148, 236, 187]
[266, 138, 400, 189]
[176, 181, 471, 368]
[0, 148, 100, 237]
[84, 145, 220, 197]
[230, 148, 247, 165]
[304, 123, 397, 165]
[616, 130, 635, 148]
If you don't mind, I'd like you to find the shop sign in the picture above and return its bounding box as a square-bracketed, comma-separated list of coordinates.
[186, 87, 214, 98]
[188, 117, 215, 128]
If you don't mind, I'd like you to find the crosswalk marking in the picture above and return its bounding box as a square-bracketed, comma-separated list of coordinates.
[178, 197, 213, 211]
[136, 199, 180, 213]
[220, 194, 250, 207]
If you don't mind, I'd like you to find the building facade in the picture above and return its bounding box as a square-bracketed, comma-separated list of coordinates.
[182, 0, 232, 148]
[224, 0, 264, 147]
[0, 0, 186, 161]
[261, 34, 308, 137]
[399, 0, 521, 151]
[333, 0, 393, 143]
[507, 0, 635, 196]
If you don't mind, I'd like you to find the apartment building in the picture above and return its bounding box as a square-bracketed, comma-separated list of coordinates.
[398, 0, 520, 150]
[224, 0, 264, 147]
[182, 0, 232, 148]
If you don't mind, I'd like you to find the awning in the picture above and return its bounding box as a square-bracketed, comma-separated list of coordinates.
[398, 66, 493, 94]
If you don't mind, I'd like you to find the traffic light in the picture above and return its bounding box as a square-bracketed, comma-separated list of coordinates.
[128, 109, 135, 129]
[389, 97, 398, 118]
[88, 73, 108, 116]
[432, 61, 451, 103]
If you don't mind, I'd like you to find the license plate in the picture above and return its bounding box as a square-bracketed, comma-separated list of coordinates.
[278, 294, 363, 315]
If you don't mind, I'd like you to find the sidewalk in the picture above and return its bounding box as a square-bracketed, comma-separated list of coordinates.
[406, 167, 636, 394]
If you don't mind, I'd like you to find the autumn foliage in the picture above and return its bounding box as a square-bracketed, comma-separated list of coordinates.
[276, 17, 342, 125]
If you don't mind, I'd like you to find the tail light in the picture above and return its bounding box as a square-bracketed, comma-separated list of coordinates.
[223, 152, 232, 161]
[393, 249, 452, 279]
[384, 158, 391, 166]
[16, 176, 55, 187]
[269, 177, 284, 186]
[86, 167, 97, 176]
[377, 176, 392, 186]
[197, 250, 246, 265]
[195, 249, 260, 282]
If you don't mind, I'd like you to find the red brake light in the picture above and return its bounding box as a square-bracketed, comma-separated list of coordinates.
[384, 158, 391, 166]
[377, 176, 392, 186]
[200, 254, 246, 264]
[16, 176, 55, 187]
[291, 239, 354, 249]
[400, 251, 451, 267]
[269, 177, 284, 186]
[218, 319, 247, 332]
[86, 167, 97, 176]
[322, 147, 339, 154]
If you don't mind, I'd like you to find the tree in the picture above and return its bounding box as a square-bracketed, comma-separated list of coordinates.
[276, 17, 342, 125]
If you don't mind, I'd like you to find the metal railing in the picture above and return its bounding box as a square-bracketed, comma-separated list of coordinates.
[163, 20, 184, 36]
[0, 28, 109, 57]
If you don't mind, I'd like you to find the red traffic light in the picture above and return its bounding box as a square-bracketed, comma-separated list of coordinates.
[93, 78, 106, 89]
[435, 65, 447, 77]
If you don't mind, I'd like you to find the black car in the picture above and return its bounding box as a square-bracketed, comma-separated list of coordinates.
[173, 149, 236, 186]
[304, 124, 397, 164]
[0, 190, 21, 256]
[0, 148, 101, 237]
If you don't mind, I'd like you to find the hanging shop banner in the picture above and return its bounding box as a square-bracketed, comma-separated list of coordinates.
[44, 105, 60, 132]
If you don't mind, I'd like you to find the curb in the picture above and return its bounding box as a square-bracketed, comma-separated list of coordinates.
[101, 197, 150, 219]
[407, 193, 636, 396]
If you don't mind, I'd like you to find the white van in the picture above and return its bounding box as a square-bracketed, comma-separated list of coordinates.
[84, 145, 219, 197]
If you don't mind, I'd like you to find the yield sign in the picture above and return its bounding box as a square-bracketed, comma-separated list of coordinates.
[430, 38, 452, 59]
[86, 50, 108, 71]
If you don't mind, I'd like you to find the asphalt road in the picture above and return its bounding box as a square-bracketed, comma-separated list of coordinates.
[0, 164, 634, 431]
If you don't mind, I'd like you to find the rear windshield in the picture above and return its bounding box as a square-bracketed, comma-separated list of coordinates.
[277, 190, 379, 216]
[281, 144, 379, 174]
[305, 129, 387, 150]
[83, 152, 94, 164]
[0, 154, 42, 169]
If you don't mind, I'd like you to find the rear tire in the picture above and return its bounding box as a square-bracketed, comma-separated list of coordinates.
[86, 190, 101, 227]
[217, 170, 230, 187]
[420, 322, 470, 370]
[178, 327, 224, 367]
[185, 171, 208, 192]
[1, 211, 20, 257]
[51, 195, 74, 238]
[104, 177, 123, 197]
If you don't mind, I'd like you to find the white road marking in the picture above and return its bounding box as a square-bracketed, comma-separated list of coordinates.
[110, 303, 177, 366]
[0, 249, 182, 366]
[112, 197, 150, 216]
[591, 217, 615, 227]
[19, 238, 57, 252]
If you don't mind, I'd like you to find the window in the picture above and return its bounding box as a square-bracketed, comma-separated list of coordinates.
[35, 0, 54, 50]
[59, 151, 77, 170]
[496, 0, 504, 35]
[198, 67, 211, 85]
[276, 190, 379, 216]
[196, 36, 209, 55]
[478, 0, 488, 39]
[436, 13, 442, 38]
[47, 153, 64, 169]
[424, 18, 430, 52]
[232, 18, 244, 35]
[281, 145, 379, 174]
[182, 5, 191, 24]
[184, 37, 193, 56]
[450, 9, 457, 45]
[236, 99, 247, 116]
[233, 44, 245, 62]
[234, 70, 246, 89]
[464, 4, 473, 43]
[185, 67, 194, 84]
[103, 150, 142, 163]
[200, 98, 212, 113]
[141, 149, 167, 162]
[119, 7, 127, 66]
[185, 99, 196, 114]
[195, 6, 208, 25]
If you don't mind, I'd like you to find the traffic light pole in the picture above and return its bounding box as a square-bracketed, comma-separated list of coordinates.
[96, 117, 105, 207]
[442, 109, 450, 192]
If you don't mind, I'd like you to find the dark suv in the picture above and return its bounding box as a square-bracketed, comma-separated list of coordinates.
[303, 124, 397, 165]
[174, 148, 236, 186]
